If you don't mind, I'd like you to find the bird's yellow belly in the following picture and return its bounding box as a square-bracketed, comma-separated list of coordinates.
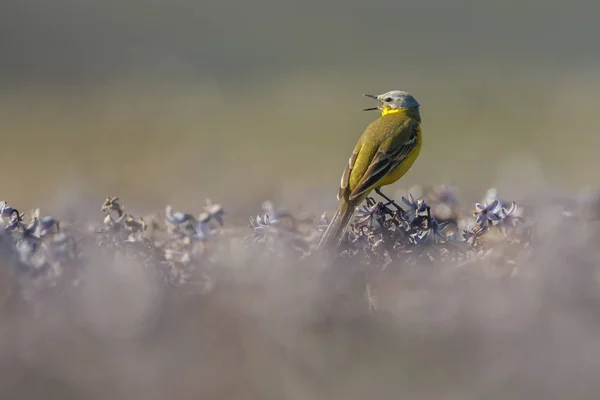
[377, 134, 422, 187]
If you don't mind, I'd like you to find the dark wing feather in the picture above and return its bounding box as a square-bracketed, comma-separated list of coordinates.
[348, 125, 418, 201]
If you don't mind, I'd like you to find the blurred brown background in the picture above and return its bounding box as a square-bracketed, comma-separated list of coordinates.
[2, 0, 599, 214]
[3, 2, 600, 400]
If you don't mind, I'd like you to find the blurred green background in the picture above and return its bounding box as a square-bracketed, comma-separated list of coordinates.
[2, 0, 599, 217]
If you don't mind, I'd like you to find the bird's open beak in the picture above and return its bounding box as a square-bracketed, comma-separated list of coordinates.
[362, 94, 379, 111]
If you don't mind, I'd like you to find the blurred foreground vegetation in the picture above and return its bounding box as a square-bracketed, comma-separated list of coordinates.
[1, 183, 600, 399]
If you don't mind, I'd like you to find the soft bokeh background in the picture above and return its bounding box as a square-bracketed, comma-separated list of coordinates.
[2, 0, 600, 217]
[3, 2, 600, 399]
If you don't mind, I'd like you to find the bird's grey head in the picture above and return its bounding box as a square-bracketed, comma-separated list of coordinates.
[363, 90, 420, 115]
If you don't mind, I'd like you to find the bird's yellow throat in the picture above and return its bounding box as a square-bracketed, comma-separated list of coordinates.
[380, 107, 404, 117]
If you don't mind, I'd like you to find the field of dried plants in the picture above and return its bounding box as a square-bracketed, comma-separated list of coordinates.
[2, 179, 600, 399]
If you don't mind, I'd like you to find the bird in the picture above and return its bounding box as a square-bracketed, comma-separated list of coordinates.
[317, 90, 423, 251]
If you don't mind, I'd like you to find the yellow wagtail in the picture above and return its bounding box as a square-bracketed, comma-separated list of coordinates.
[318, 90, 423, 251]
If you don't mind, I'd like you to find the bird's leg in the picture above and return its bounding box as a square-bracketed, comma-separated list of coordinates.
[375, 188, 404, 213]
[374, 188, 393, 203]
[365, 197, 377, 208]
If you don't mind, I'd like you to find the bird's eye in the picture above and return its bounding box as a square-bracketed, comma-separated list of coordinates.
[385, 97, 392, 102]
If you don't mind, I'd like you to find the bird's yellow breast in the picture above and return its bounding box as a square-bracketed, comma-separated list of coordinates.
[378, 124, 422, 187]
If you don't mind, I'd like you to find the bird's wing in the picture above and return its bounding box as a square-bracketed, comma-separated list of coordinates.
[338, 149, 359, 200]
[348, 121, 419, 201]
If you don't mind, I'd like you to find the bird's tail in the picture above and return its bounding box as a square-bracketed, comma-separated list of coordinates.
[317, 200, 356, 252]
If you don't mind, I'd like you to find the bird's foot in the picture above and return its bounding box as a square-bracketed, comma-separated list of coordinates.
[365, 196, 377, 207]
[375, 188, 404, 213]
